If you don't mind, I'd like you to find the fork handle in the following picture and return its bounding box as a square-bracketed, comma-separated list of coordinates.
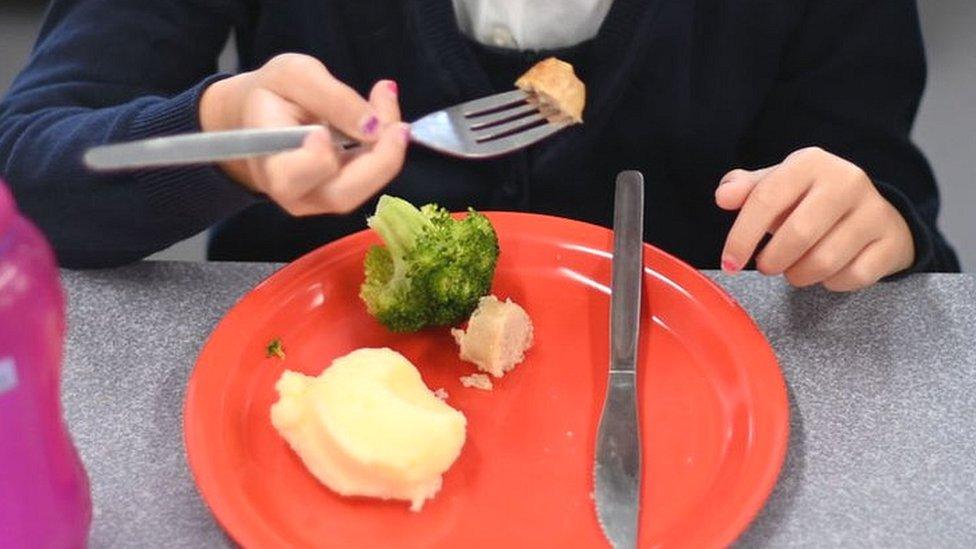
[83, 125, 358, 171]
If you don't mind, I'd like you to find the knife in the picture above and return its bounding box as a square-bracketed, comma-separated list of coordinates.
[594, 170, 644, 549]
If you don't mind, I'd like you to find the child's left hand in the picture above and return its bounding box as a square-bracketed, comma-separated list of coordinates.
[715, 147, 915, 291]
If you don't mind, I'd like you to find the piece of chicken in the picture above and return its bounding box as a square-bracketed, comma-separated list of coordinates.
[515, 57, 586, 123]
[451, 296, 534, 378]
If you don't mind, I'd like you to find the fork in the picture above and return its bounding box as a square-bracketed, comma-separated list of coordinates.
[83, 90, 571, 170]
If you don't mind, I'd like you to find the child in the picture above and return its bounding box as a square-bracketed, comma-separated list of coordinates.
[0, 0, 958, 290]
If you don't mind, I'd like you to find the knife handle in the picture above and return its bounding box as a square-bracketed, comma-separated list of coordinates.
[610, 171, 644, 369]
[83, 125, 357, 171]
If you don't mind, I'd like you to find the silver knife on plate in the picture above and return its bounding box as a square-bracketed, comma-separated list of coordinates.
[594, 170, 644, 549]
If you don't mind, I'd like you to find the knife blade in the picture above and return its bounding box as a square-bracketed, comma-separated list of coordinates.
[594, 170, 644, 549]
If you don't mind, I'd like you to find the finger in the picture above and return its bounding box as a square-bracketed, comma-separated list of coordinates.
[721, 163, 814, 272]
[264, 54, 380, 142]
[261, 129, 341, 210]
[783, 209, 880, 287]
[369, 79, 401, 126]
[715, 166, 775, 211]
[308, 122, 410, 214]
[755, 185, 858, 275]
[241, 86, 305, 129]
[242, 89, 340, 204]
[822, 239, 896, 292]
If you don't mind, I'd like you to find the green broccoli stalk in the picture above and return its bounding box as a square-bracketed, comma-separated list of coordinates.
[359, 195, 499, 332]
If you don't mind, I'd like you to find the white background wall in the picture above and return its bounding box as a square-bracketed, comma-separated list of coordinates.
[1, 1, 973, 268]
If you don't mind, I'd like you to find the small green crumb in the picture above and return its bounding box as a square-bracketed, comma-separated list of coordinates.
[266, 338, 286, 360]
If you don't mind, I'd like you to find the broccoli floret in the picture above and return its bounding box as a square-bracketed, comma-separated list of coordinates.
[359, 195, 499, 332]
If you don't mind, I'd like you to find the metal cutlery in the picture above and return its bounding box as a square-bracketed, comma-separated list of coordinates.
[83, 89, 571, 170]
[594, 170, 645, 549]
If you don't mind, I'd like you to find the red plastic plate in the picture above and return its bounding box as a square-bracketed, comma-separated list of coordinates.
[184, 212, 788, 548]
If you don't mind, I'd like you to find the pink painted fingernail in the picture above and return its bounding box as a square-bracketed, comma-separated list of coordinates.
[386, 80, 398, 96]
[361, 115, 379, 136]
[721, 256, 741, 273]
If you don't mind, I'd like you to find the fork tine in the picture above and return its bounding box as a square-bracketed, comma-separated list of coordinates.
[473, 115, 548, 142]
[468, 105, 539, 131]
[468, 121, 567, 158]
[459, 90, 530, 117]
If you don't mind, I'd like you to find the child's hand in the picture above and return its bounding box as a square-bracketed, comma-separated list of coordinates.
[199, 54, 408, 216]
[715, 147, 915, 291]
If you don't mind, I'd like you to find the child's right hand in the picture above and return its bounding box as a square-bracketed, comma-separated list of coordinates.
[199, 53, 408, 216]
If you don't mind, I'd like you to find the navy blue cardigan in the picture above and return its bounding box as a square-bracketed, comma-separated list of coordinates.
[0, 0, 960, 271]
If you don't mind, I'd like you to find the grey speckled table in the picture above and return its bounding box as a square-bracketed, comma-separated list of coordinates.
[60, 262, 976, 548]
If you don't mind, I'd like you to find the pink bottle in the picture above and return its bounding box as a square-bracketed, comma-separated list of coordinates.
[0, 179, 91, 547]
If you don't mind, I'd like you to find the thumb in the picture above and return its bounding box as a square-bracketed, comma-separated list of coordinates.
[715, 166, 774, 210]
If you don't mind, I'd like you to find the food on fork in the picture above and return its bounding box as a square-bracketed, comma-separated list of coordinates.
[270, 348, 467, 511]
[451, 296, 534, 378]
[515, 57, 586, 123]
[360, 195, 499, 333]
